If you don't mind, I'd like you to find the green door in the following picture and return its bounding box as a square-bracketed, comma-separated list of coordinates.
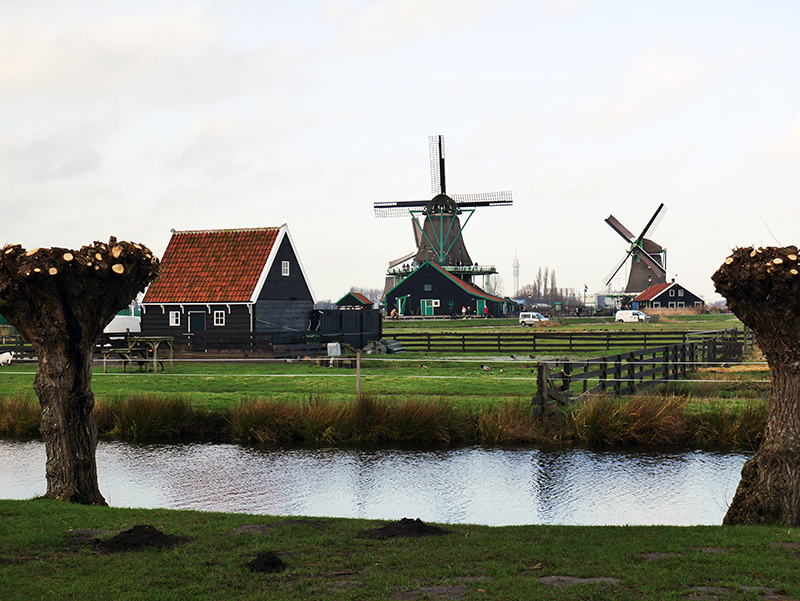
[477, 300, 486, 316]
[397, 296, 407, 315]
[421, 299, 435, 316]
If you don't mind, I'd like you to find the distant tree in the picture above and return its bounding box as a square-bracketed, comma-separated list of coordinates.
[484, 274, 504, 297]
[516, 283, 536, 299]
[349, 286, 382, 304]
[534, 267, 545, 300]
[0, 238, 158, 505]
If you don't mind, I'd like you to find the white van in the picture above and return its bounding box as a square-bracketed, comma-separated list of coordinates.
[519, 312, 548, 326]
[615, 310, 650, 323]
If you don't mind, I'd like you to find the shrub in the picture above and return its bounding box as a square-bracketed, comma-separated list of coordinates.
[570, 395, 689, 446]
[0, 394, 40, 437]
[103, 394, 197, 439]
[227, 397, 299, 444]
[688, 400, 766, 448]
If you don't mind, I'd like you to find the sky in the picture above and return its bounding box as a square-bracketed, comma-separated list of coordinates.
[2, 0, 800, 304]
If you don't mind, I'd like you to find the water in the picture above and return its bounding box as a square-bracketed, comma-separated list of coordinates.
[0, 440, 749, 526]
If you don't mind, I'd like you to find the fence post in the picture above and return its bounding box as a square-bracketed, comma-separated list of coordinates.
[356, 351, 361, 402]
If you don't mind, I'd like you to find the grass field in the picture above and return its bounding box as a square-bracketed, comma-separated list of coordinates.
[1, 498, 798, 601]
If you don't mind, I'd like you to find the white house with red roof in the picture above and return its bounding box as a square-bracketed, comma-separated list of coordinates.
[141, 225, 314, 339]
[632, 280, 704, 311]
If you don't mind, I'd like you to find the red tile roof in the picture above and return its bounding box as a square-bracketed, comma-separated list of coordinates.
[143, 228, 280, 303]
[634, 282, 673, 302]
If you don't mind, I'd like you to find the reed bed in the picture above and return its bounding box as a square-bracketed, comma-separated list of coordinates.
[0, 391, 767, 448]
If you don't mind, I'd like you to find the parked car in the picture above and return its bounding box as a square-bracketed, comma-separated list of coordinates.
[519, 312, 548, 326]
[615, 310, 650, 323]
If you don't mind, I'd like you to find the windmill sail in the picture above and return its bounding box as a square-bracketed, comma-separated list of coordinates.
[604, 204, 667, 292]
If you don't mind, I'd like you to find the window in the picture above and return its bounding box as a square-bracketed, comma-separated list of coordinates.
[678, 302, 685, 308]
[678, 289, 684, 297]
[214, 311, 225, 327]
[668, 302, 676, 308]
[424, 284, 432, 291]
[669, 289, 675, 297]
[653, 302, 661, 308]
[169, 311, 180, 327]
[281, 261, 290, 276]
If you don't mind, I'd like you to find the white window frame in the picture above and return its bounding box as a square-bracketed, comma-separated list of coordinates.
[669, 289, 675, 297]
[213, 310, 225, 327]
[668, 302, 676, 308]
[169, 311, 180, 327]
[678, 289, 684, 297]
[281, 261, 290, 276]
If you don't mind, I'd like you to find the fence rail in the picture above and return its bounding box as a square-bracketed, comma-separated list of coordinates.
[392, 328, 740, 354]
[532, 331, 745, 414]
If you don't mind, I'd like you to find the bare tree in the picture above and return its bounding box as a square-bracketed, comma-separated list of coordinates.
[484, 274, 504, 297]
[349, 286, 382, 304]
[713, 245, 800, 525]
[0, 238, 158, 505]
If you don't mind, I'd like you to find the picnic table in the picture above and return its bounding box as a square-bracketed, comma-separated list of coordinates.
[101, 336, 174, 373]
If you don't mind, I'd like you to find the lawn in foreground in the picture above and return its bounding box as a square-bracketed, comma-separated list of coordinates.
[0, 498, 797, 601]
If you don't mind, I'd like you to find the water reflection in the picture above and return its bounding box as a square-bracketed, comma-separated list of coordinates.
[0, 440, 748, 526]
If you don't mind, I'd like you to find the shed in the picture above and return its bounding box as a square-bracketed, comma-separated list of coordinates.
[336, 292, 373, 308]
[633, 281, 704, 310]
[141, 225, 314, 339]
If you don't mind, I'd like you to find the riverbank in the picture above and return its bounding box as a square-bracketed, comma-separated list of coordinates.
[0, 392, 766, 447]
[0, 498, 797, 601]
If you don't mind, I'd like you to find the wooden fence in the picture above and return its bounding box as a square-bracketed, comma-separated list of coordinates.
[392, 328, 740, 354]
[532, 332, 744, 414]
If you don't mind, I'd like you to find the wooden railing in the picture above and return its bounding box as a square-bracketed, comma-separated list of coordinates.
[532, 332, 745, 414]
[392, 328, 740, 354]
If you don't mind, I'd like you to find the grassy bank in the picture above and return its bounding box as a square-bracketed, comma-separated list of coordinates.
[0, 391, 766, 448]
[1, 498, 798, 601]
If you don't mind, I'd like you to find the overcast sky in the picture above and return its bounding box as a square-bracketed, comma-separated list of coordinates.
[2, 0, 800, 303]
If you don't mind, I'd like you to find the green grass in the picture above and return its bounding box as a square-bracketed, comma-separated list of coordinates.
[1, 498, 798, 601]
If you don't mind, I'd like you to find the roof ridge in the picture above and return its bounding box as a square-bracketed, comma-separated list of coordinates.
[172, 226, 282, 235]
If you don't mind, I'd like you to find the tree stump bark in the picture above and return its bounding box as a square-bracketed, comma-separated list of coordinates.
[713, 245, 800, 525]
[0, 238, 159, 505]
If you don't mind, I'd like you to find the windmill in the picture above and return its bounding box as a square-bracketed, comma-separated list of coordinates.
[604, 203, 668, 293]
[374, 135, 512, 273]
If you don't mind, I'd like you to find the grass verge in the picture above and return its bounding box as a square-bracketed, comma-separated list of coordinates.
[0, 498, 797, 601]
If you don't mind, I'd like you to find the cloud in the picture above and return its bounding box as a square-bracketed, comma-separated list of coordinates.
[0, 121, 108, 183]
[568, 45, 711, 135]
[540, 0, 594, 17]
[327, 0, 489, 50]
[0, 8, 289, 103]
[758, 113, 800, 164]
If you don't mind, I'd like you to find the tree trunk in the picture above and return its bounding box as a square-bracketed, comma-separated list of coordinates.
[713, 246, 800, 525]
[0, 238, 159, 505]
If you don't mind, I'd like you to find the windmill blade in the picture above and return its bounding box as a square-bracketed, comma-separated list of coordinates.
[637, 203, 666, 241]
[604, 248, 635, 285]
[605, 215, 635, 243]
[429, 135, 446, 195]
[374, 200, 430, 218]
[452, 191, 513, 207]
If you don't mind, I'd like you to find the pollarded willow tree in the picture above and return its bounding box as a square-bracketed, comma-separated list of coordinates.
[713, 245, 800, 525]
[0, 238, 159, 505]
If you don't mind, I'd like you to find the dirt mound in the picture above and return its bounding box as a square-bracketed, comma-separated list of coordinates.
[243, 551, 288, 573]
[93, 524, 192, 553]
[358, 518, 450, 540]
